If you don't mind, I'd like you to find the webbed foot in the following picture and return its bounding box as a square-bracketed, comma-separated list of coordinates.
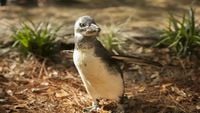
[83, 99, 100, 112]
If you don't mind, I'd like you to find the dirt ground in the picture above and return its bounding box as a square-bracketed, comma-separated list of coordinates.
[0, 0, 200, 113]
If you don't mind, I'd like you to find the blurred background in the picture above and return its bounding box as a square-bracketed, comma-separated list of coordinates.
[1, 0, 200, 54]
[1, 0, 200, 49]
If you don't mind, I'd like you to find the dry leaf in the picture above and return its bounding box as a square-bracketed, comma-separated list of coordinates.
[171, 86, 187, 97]
[55, 89, 69, 98]
[31, 87, 48, 93]
[138, 86, 145, 92]
[196, 105, 200, 110]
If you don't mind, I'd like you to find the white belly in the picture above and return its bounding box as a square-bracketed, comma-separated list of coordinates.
[73, 49, 123, 101]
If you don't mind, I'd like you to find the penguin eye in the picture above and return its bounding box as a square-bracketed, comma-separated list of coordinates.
[79, 23, 86, 27]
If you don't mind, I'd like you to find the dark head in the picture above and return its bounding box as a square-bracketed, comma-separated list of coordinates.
[74, 16, 101, 38]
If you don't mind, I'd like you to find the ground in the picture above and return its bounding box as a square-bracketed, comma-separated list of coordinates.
[0, 0, 200, 113]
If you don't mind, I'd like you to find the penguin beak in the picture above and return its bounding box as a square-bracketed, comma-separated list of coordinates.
[90, 23, 101, 32]
[84, 23, 101, 36]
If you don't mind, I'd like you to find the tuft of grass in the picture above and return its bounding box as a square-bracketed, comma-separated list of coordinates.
[12, 20, 62, 58]
[99, 23, 127, 55]
[155, 7, 200, 57]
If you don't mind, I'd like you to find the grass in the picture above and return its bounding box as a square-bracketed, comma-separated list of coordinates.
[155, 7, 200, 57]
[12, 20, 62, 58]
[99, 21, 129, 55]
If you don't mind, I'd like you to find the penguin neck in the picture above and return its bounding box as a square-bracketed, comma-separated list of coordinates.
[74, 33, 98, 50]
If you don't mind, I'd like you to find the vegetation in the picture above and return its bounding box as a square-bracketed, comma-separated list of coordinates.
[99, 24, 126, 55]
[155, 7, 200, 57]
[12, 20, 61, 57]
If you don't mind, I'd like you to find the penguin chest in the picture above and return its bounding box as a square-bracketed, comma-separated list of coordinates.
[73, 49, 102, 76]
[73, 49, 123, 100]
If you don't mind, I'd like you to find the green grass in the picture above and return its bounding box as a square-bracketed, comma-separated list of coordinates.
[99, 22, 128, 55]
[12, 20, 62, 58]
[100, 31, 124, 55]
[155, 7, 200, 57]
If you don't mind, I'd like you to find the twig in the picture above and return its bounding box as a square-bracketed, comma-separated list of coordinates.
[38, 59, 47, 79]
